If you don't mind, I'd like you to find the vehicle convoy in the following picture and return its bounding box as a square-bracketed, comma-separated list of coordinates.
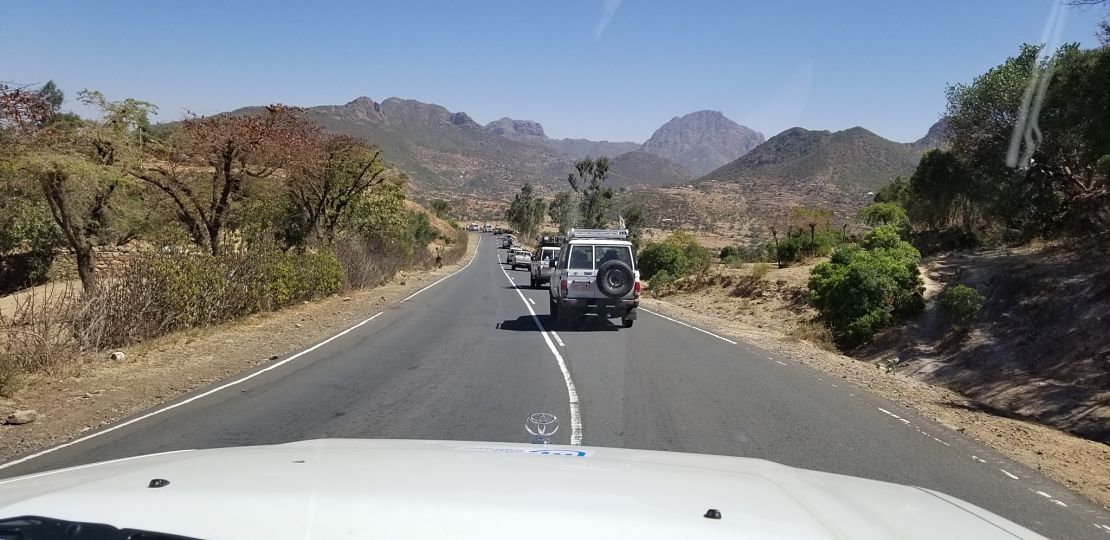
[0, 433, 1047, 539]
[549, 228, 640, 328]
[467, 223, 479, 232]
[530, 240, 561, 288]
[505, 246, 521, 265]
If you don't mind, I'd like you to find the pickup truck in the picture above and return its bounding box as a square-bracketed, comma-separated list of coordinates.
[549, 229, 640, 328]
[529, 246, 560, 288]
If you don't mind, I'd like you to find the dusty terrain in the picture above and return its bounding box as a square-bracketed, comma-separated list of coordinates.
[0, 235, 478, 464]
[643, 257, 1110, 510]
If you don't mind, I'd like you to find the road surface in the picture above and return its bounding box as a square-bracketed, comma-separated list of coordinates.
[2, 234, 1108, 539]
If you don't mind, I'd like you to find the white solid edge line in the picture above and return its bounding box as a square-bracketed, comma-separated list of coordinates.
[498, 264, 582, 445]
[401, 235, 481, 302]
[639, 307, 737, 345]
[0, 234, 483, 472]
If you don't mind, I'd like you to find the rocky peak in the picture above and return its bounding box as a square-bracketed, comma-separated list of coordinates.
[641, 110, 764, 176]
[483, 117, 547, 141]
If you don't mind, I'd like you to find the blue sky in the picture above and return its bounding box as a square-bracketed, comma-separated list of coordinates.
[2, 1, 1106, 143]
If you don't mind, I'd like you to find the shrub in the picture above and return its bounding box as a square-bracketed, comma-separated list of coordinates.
[79, 246, 345, 349]
[637, 242, 687, 280]
[719, 246, 739, 259]
[751, 263, 771, 279]
[808, 236, 924, 346]
[648, 270, 676, 291]
[940, 284, 984, 323]
[858, 202, 909, 229]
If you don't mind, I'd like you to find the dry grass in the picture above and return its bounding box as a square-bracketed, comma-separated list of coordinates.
[786, 320, 837, 351]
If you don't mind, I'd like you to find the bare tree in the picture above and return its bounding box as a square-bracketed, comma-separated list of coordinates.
[133, 105, 317, 255]
[285, 134, 387, 245]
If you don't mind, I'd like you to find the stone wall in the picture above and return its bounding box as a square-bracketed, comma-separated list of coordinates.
[51, 244, 145, 281]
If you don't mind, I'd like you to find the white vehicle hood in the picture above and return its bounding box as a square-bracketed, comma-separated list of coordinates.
[0, 439, 1043, 539]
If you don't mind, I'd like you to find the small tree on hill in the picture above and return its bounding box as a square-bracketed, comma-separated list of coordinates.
[567, 156, 612, 228]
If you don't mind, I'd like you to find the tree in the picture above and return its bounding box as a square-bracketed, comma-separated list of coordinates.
[8, 90, 154, 291]
[621, 203, 648, 252]
[809, 226, 924, 345]
[133, 105, 317, 255]
[35, 81, 64, 114]
[567, 156, 613, 228]
[285, 134, 387, 246]
[429, 199, 451, 218]
[548, 191, 576, 233]
[873, 176, 909, 204]
[858, 202, 908, 228]
[906, 149, 974, 231]
[506, 183, 546, 239]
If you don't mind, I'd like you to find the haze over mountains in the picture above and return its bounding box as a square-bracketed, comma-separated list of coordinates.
[220, 95, 943, 216]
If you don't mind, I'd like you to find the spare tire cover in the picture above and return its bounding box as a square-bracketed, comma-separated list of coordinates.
[596, 260, 634, 298]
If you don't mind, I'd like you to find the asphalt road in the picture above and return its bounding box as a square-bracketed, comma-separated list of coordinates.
[2, 234, 1108, 539]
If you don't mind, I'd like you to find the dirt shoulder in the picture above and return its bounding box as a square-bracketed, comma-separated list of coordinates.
[0, 234, 478, 465]
[641, 291, 1110, 510]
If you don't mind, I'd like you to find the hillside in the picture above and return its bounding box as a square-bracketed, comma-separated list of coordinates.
[545, 138, 641, 160]
[607, 151, 696, 188]
[641, 110, 765, 175]
[305, 98, 568, 199]
[696, 125, 925, 214]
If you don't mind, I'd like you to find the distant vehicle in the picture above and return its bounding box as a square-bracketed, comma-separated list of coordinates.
[483, 224, 493, 233]
[506, 246, 521, 265]
[467, 223, 480, 232]
[511, 250, 532, 270]
[494, 227, 503, 235]
[530, 246, 561, 288]
[501, 235, 515, 249]
[549, 228, 639, 328]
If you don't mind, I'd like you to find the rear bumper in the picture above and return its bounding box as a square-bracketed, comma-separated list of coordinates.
[557, 297, 639, 318]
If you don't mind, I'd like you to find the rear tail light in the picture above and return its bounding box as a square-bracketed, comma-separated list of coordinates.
[560, 279, 568, 295]
[633, 280, 641, 298]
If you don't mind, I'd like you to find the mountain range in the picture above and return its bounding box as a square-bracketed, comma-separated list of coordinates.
[219, 96, 943, 218]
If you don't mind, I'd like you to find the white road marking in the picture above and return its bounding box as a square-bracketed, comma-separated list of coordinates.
[498, 263, 582, 444]
[0, 234, 485, 472]
[528, 298, 536, 305]
[1037, 491, 1053, 498]
[1052, 500, 1068, 507]
[1001, 469, 1020, 480]
[775, 360, 787, 366]
[550, 331, 566, 347]
[400, 235, 481, 302]
[640, 308, 737, 344]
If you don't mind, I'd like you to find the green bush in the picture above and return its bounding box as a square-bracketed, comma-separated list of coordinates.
[637, 242, 687, 280]
[808, 233, 924, 346]
[858, 202, 909, 229]
[648, 270, 676, 290]
[767, 229, 848, 266]
[719, 246, 739, 259]
[940, 284, 984, 323]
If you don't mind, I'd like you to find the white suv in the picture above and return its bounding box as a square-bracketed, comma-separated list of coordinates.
[548, 229, 640, 328]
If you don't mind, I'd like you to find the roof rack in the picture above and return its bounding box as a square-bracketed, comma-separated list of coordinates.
[566, 228, 629, 240]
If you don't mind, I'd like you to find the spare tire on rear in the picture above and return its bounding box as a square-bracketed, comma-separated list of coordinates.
[596, 260, 634, 298]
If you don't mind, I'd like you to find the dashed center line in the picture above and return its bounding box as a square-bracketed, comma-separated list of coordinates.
[775, 360, 787, 366]
[550, 331, 566, 347]
[527, 297, 535, 305]
[1001, 469, 1020, 480]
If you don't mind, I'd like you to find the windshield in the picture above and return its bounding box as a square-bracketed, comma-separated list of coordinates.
[2, 3, 1108, 539]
